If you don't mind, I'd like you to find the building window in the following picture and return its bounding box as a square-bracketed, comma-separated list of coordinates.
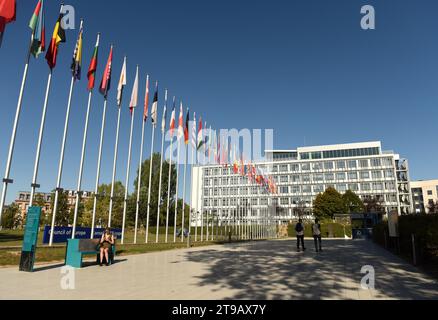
[360, 171, 370, 179]
[372, 182, 383, 191]
[280, 198, 289, 205]
[302, 185, 311, 193]
[336, 173, 346, 180]
[348, 172, 358, 180]
[280, 175, 288, 183]
[348, 184, 359, 191]
[291, 186, 300, 194]
[371, 158, 382, 167]
[348, 160, 357, 169]
[302, 175, 311, 183]
[311, 152, 322, 159]
[324, 162, 334, 170]
[279, 164, 288, 172]
[291, 164, 300, 172]
[336, 161, 346, 169]
[427, 190, 433, 196]
[291, 175, 300, 183]
[312, 162, 323, 171]
[384, 170, 394, 178]
[372, 171, 382, 179]
[325, 173, 334, 181]
[359, 159, 369, 168]
[336, 184, 347, 192]
[313, 185, 324, 193]
[313, 174, 324, 182]
[280, 186, 289, 194]
[301, 163, 310, 171]
[301, 153, 310, 160]
[361, 183, 371, 191]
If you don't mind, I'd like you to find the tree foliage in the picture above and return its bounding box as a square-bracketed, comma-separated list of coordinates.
[1, 204, 22, 229]
[313, 187, 347, 219]
[342, 190, 365, 214]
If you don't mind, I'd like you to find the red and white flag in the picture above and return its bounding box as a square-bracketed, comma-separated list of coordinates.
[177, 102, 184, 140]
[169, 97, 176, 137]
[129, 65, 139, 115]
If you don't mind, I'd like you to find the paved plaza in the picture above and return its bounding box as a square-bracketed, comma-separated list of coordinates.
[0, 239, 437, 300]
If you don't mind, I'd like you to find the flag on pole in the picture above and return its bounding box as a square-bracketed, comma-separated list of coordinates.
[203, 122, 208, 150]
[184, 108, 190, 145]
[151, 81, 158, 126]
[45, 7, 66, 69]
[196, 118, 203, 150]
[70, 21, 83, 80]
[117, 56, 127, 106]
[207, 125, 212, 159]
[161, 90, 167, 133]
[169, 97, 176, 137]
[29, 0, 45, 57]
[191, 112, 196, 149]
[129, 65, 139, 115]
[0, 0, 16, 47]
[87, 34, 99, 91]
[177, 102, 184, 141]
[143, 75, 149, 121]
[99, 46, 113, 97]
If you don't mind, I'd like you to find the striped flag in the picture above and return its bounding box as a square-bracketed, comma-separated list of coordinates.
[191, 112, 197, 149]
[161, 90, 167, 133]
[150, 81, 158, 126]
[129, 65, 139, 115]
[177, 102, 184, 140]
[169, 97, 176, 137]
[143, 75, 149, 121]
[45, 7, 66, 69]
[70, 21, 83, 80]
[184, 108, 190, 145]
[196, 118, 203, 150]
[87, 34, 99, 91]
[117, 56, 127, 106]
[0, 0, 16, 47]
[99, 46, 113, 97]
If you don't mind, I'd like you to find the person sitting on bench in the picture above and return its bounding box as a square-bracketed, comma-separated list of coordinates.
[99, 228, 114, 266]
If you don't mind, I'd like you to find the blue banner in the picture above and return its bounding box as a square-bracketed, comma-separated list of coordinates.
[42, 226, 122, 244]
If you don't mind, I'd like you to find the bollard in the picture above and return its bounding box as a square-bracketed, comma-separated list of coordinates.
[411, 234, 417, 266]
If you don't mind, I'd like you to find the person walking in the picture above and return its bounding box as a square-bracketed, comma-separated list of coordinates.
[295, 219, 305, 252]
[312, 218, 322, 252]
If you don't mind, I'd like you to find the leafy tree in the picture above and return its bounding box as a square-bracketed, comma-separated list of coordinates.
[342, 190, 365, 214]
[363, 196, 385, 213]
[313, 187, 347, 219]
[83, 182, 125, 228]
[1, 204, 21, 229]
[428, 200, 438, 214]
[33, 193, 49, 226]
[48, 190, 71, 226]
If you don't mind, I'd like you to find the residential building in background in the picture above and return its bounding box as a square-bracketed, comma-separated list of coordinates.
[411, 180, 438, 213]
[191, 141, 413, 224]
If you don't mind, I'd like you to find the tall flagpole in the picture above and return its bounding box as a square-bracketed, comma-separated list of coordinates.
[181, 108, 189, 243]
[0, 35, 34, 225]
[173, 118, 181, 242]
[156, 90, 167, 243]
[165, 97, 175, 243]
[145, 81, 158, 243]
[134, 74, 149, 244]
[187, 113, 196, 247]
[122, 65, 139, 244]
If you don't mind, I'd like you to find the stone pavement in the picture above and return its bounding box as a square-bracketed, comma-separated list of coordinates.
[0, 239, 437, 300]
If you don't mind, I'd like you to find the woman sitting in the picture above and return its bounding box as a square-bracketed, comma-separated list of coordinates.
[99, 228, 115, 266]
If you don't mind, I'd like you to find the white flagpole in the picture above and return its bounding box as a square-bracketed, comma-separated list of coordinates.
[75, 89, 93, 238]
[108, 107, 121, 227]
[0, 36, 33, 225]
[192, 147, 197, 242]
[187, 113, 196, 247]
[121, 108, 135, 244]
[90, 98, 108, 238]
[134, 74, 149, 244]
[181, 142, 188, 243]
[156, 90, 167, 243]
[165, 97, 175, 243]
[173, 135, 180, 243]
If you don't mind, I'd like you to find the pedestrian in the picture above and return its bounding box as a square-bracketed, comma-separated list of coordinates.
[312, 218, 322, 252]
[295, 219, 305, 252]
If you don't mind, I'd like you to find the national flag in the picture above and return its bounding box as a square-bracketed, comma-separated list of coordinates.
[99, 46, 113, 97]
[169, 97, 176, 137]
[203, 122, 208, 150]
[150, 81, 158, 126]
[143, 75, 149, 121]
[191, 112, 196, 149]
[196, 118, 203, 150]
[70, 21, 83, 80]
[161, 90, 167, 133]
[45, 7, 66, 69]
[117, 56, 127, 106]
[29, 0, 45, 57]
[184, 108, 190, 145]
[207, 126, 212, 159]
[0, 0, 16, 47]
[129, 65, 139, 115]
[177, 102, 184, 140]
[87, 33, 99, 91]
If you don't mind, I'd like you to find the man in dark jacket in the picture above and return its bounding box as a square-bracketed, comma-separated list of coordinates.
[295, 219, 305, 252]
[312, 218, 323, 252]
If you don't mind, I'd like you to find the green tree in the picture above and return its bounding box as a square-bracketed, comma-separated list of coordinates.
[48, 190, 71, 226]
[127, 153, 178, 228]
[1, 204, 21, 229]
[313, 187, 347, 219]
[33, 193, 49, 226]
[83, 182, 125, 228]
[342, 190, 365, 214]
[363, 196, 385, 213]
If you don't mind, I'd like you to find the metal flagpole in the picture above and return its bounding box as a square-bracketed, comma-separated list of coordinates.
[108, 107, 121, 227]
[75, 90, 93, 238]
[145, 81, 158, 243]
[134, 74, 149, 244]
[173, 130, 181, 243]
[0, 36, 33, 225]
[156, 90, 167, 243]
[122, 65, 139, 244]
[192, 147, 197, 242]
[188, 113, 196, 245]
[165, 129, 173, 243]
[121, 107, 135, 244]
[90, 98, 108, 238]
[181, 141, 188, 242]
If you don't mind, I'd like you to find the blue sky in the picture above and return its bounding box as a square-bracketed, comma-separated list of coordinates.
[0, 0, 437, 205]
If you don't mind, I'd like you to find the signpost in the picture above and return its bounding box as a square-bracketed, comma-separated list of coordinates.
[19, 206, 42, 272]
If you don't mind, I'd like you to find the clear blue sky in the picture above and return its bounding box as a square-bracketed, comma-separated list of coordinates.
[0, 0, 437, 205]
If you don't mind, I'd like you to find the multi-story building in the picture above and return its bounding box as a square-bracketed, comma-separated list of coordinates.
[191, 141, 413, 224]
[14, 190, 93, 223]
[411, 180, 438, 213]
